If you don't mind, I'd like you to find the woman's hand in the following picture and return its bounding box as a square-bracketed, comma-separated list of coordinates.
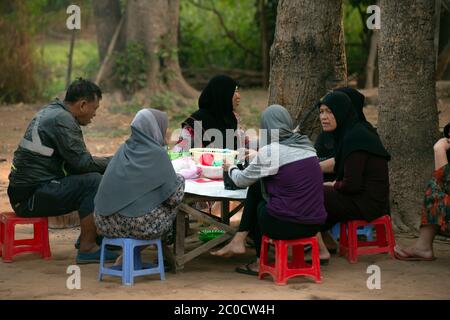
[433, 138, 450, 152]
[245, 149, 257, 162]
[323, 181, 336, 187]
[222, 161, 233, 172]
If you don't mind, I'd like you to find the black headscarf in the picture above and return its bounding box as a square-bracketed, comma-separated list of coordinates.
[318, 91, 391, 180]
[182, 75, 238, 149]
[314, 87, 377, 161]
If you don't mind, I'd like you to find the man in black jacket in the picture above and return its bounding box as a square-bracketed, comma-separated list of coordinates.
[7, 78, 117, 264]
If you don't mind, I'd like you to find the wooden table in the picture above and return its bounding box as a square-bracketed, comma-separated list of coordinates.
[164, 179, 248, 272]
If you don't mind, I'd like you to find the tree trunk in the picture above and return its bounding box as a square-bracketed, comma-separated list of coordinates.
[378, 0, 440, 232]
[92, 0, 122, 63]
[268, 0, 347, 138]
[365, 30, 379, 89]
[126, 0, 197, 98]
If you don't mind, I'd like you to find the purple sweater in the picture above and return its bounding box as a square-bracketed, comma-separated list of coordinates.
[264, 157, 327, 224]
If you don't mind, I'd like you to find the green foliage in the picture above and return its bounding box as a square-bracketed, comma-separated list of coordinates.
[179, 0, 260, 70]
[150, 92, 177, 111]
[114, 42, 148, 95]
[37, 39, 99, 99]
[344, 0, 371, 77]
[0, 1, 41, 103]
[109, 99, 143, 115]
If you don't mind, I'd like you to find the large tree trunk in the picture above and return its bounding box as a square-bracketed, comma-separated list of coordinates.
[378, 0, 440, 232]
[92, 0, 122, 63]
[126, 0, 197, 98]
[268, 0, 347, 138]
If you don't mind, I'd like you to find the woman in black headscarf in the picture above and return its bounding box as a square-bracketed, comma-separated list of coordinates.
[173, 75, 244, 151]
[315, 87, 376, 181]
[316, 91, 391, 264]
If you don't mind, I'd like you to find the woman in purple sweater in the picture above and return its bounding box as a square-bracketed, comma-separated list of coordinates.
[316, 91, 391, 264]
[211, 105, 327, 275]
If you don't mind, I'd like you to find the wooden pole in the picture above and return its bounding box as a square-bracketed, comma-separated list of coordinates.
[95, 16, 124, 85]
[66, 29, 76, 88]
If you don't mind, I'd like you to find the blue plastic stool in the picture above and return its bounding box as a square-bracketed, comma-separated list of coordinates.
[331, 223, 374, 241]
[98, 237, 165, 285]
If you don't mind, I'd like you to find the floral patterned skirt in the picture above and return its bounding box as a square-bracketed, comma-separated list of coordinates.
[94, 175, 185, 240]
[421, 164, 450, 236]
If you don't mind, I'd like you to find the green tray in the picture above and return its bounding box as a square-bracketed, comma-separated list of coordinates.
[198, 229, 226, 242]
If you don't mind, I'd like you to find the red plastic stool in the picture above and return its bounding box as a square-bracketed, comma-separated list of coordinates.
[339, 215, 395, 263]
[0, 212, 51, 262]
[258, 235, 321, 285]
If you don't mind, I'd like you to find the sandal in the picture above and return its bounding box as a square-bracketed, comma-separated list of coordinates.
[235, 262, 259, 276]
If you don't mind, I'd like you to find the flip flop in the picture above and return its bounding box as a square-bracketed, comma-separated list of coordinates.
[235, 262, 259, 276]
[394, 246, 436, 261]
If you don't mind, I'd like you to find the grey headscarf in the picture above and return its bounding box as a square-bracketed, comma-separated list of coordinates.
[94, 108, 179, 217]
[260, 104, 315, 152]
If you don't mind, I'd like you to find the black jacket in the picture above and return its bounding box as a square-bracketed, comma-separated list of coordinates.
[8, 100, 110, 201]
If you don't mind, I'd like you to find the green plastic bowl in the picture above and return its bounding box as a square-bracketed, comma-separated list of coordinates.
[198, 229, 226, 242]
[168, 151, 191, 160]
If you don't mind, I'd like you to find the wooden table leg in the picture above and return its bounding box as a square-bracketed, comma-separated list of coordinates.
[174, 209, 186, 272]
[162, 243, 176, 274]
[221, 200, 230, 225]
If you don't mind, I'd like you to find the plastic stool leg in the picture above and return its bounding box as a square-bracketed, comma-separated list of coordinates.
[386, 221, 396, 258]
[40, 221, 51, 259]
[347, 222, 358, 263]
[274, 241, 288, 285]
[123, 241, 134, 285]
[98, 240, 106, 281]
[377, 223, 388, 246]
[3, 221, 15, 262]
[0, 220, 4, 257]
[310, 238, 321, 283]
[155, 239, 166, 280]
[331, 223, 340, 240]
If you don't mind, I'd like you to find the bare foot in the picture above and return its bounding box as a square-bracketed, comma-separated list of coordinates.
[321, 231, 338, 252]
[394, 245, 435, 261]
[211, 241, 246, 257]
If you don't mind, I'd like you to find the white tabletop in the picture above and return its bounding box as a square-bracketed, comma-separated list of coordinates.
[184, 179, 248, 200]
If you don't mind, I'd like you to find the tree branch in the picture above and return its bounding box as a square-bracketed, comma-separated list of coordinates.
[186, 0, 259, 59]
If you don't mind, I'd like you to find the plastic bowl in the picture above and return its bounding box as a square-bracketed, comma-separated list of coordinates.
[168, 151, 191, 160]
[198, 164, 223, 180]
[190, 148, 239, 165]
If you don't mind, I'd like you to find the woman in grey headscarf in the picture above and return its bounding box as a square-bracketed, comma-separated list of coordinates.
[94, 108, 185, 242]
[211, 105, 327, 276]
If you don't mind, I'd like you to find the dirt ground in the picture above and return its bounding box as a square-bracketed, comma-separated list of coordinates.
[0, 89, 449, 300]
